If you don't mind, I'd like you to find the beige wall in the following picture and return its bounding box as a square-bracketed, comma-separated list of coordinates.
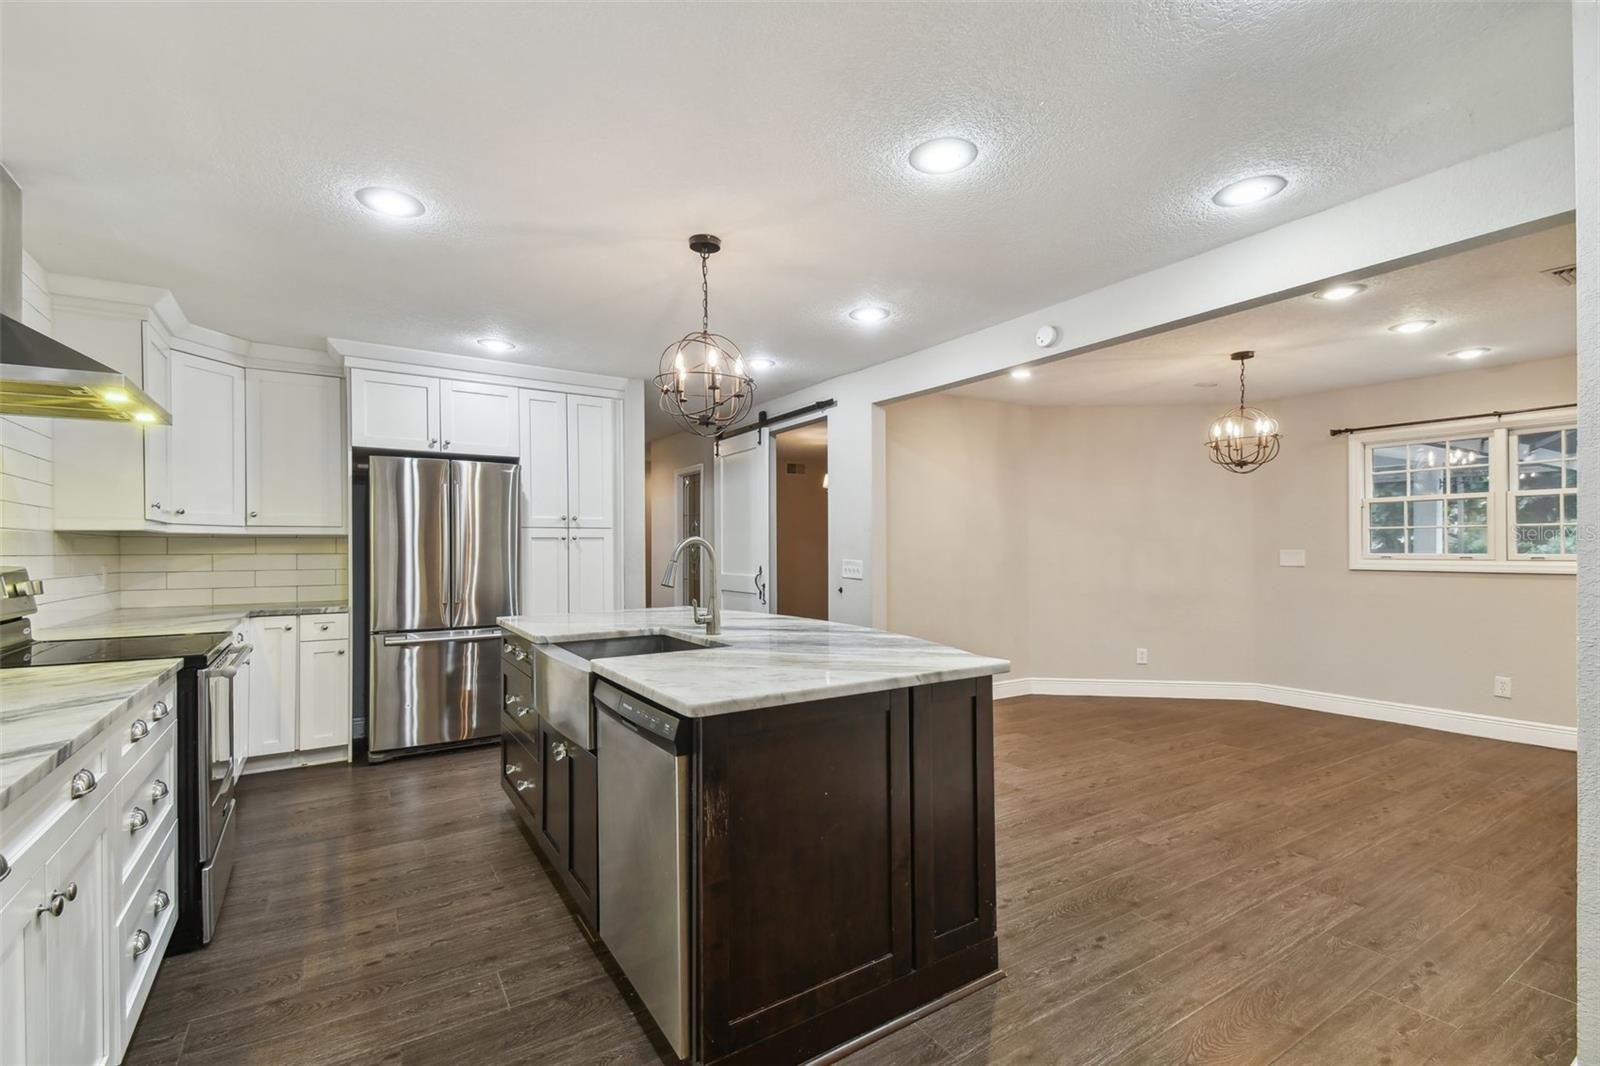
[886, 356, 1577, 728]
[775, 431, 828, 620]
[646, 432, 715, 607]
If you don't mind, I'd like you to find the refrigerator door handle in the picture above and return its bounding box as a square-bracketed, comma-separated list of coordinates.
[382, 629, 503, 646]
[442, 467, 454, 621]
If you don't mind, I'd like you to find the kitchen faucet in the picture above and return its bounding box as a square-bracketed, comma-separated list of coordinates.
[661, 536, 721, 635]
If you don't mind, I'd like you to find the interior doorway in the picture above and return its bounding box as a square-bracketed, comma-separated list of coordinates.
[773, 420, 829, 620]
[674, 465, 704, 607]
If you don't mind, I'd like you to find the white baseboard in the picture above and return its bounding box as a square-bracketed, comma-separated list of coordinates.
[994, 676, 1577, 751]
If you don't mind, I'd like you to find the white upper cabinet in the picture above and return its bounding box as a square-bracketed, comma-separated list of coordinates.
[166, 351, 246, 526]
[566, 395, 617, 530]
[349, 369, 441, 451]
[141, 323, 170, 521]
[520, 389, 569, 527]
[441, 380, 519, 457]
[246, 369, 345, 527]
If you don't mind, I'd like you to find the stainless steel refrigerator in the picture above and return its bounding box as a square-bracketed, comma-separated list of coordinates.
[367, 455, 518, 759]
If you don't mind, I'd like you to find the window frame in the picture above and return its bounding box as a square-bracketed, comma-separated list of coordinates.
[1346, 408, 1576, 575]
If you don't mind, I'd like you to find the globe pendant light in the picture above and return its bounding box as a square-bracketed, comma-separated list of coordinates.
[654, 234, 754, 438]
[1205, 350, 1281, 473]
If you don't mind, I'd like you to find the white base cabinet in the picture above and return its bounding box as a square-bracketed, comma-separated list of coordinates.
[298, 640, 351, 751]
[243, 613, 351, 770]
[245, 618, 299, 758]
[520, 529, 616, 616]
[0, 678, 179, 1066]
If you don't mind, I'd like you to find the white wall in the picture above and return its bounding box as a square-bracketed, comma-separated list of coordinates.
[759, 130, 1577, 630]
[1572, 1, 1598, 1058]
[886, 358, 1578, 734]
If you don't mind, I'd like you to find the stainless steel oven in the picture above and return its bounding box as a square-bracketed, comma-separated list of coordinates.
[196, 638, 250, 944]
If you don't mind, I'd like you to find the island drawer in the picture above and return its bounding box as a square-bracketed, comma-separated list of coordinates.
[299, 614, 350, 642]
[500, 733, 540, 822]
[502, 635, 533, 678]
[503, 659, 534, 727]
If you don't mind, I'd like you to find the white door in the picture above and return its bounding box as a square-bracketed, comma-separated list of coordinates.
[566, 394, 617, 530]
[246, 618, 298, 758]
[166, 351, 247, 526]
[45, 803, 113, 1066]
[297, 640, 350, 751]
[350, 369, 441, 451]
[715, 432, 771, 613]
[521, 529, 569, 615]
[141, 323, 170, 520]
[519, 389, 569, 527]
[0, 867, 47, 1066]
[441, 380, 520, 457]
[247, 369, 345, 527]
[569, 529, 616, 613]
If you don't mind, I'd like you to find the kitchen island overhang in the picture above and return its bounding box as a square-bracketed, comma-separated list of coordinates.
[496, 608, 1008, 1066]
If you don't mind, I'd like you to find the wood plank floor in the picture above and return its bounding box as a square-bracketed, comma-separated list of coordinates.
[125, 695, 1577, 1066]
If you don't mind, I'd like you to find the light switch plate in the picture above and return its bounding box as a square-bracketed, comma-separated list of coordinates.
[841, 559, 865, 581]
[1278, 549, 1307, 567]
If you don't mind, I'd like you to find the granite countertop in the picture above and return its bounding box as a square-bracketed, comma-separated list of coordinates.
[35, 601, 349, 641]
[497, 608, 1009, 718]
[0, 659, 182, 812]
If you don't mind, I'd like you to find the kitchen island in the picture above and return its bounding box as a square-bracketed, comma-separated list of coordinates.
[496, 608, 1008, 1066]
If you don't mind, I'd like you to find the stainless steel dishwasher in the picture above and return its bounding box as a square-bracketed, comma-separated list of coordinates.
[595, 680, 691, 1060]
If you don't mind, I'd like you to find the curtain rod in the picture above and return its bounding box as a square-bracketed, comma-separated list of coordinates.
[716, 398, 836, 445]
[1328, 403, 1576, 438]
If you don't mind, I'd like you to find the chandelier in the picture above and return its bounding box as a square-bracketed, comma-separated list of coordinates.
[1205, 350, 1280, 474]
[654, 234, 754, 438]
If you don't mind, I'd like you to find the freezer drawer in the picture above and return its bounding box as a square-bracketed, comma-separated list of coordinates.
[369, 629, 502, 755]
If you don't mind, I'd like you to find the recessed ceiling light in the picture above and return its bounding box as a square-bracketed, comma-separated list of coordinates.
[849, 305, 891, 324]
[1313, 283, 1367, 301]
[355, 187, 426, 218]
[1009, 368, 1033, 380]
[909, 137, 979, 175]
[1388, 319, 1436, 334]
[747, 357, 776, 370]
[476, 338, 516, 354]
[1450, 347, 1491, 360]
[1211, 174, 1288, 207]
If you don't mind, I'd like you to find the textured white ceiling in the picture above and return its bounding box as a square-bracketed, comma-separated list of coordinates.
[0, 2, 1574, 436]
[949, 222, 1577, 406]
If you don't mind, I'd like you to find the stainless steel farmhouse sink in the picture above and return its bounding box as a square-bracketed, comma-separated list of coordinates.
[536, 633, 718, 748]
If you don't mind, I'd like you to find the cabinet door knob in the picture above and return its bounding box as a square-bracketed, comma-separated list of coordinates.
[337, 649, 346, 656]
[429, 438, 438, 447]
[249, 510, 258, 518]
[151, 700, 170, 721]
[444, 440, 452, 448]
[130, 719, 150, 742]
[128, 807, 150, 833]
[0, 854, 8, 883]
[175, 507, 187, 515]
[62, 881, 78, 902]
[150, 779, 170, 804]
[132, 930, 152, 957]
[37, 893, 65, 918]
[150, 501, 161, 510]
[552, 741, 569, 762]
[69, 769, 97, 799]
[152, 889, 171, 914]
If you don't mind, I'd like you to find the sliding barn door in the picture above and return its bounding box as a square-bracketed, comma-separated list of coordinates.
[715, 432, 771, 613]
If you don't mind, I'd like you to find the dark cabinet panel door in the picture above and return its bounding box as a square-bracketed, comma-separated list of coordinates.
[567, 742, 599, 930]
[910, 678, 996, 967]
[697, 690, 912, 1059]
[539, 721, 571, 862]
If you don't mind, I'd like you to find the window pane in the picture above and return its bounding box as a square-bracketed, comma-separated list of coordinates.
[1567, 458, 1578, 488]
[1518, 462, 1562, 490]
[1565, 428, 1578, 458]
[1517, 525, 1562, 555]
[1564, 525, 1577, 554]
[1371, 445, 1407, 472]
[1369, 502, 1404, 527]
[1407, 528, 1444, 554]
[1447, 498, 1487, 524]
[1409, 469, 1445, 495]
[1372, 472, 1407, 497]
[1447, 526, 1488, 554]
[1516, 494, 1560, 524]
[1565, 492, 1577, 522]
[1369, 528, 1405, 554]
[1409, 442, 1445, 469]
[1408, 500, 1443, 526]
[1447, 438, 1488, 465]
[1518, 431, 1563, 462]
[1449, 466, 1489, 494]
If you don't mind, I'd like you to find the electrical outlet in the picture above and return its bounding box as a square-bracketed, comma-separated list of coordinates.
[1493, 675, 1513, 699]
[841, 559, 864, 581]
[1135, 648, 1149, 666]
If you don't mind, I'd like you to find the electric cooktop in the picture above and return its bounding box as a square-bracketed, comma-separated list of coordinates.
[0, 631, 231, 670]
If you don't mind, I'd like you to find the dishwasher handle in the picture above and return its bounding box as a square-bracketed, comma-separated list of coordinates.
[594, 681, 690, 755]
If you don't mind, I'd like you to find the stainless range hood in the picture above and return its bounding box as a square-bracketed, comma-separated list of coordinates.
[0, 165, 171, 424]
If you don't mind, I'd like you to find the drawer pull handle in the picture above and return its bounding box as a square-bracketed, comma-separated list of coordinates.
[504, 693, 521, 706]
[515, 706, 530, 719]
[505, 763, 521, 774]
[515, 780, 535, 793]
[130, 719, 150, 742]
[69, 769, 97, 799]
[128, 807, 150, 833]
[132, 930, 152, 957]
[151, 779, 170, 804]
[552, 741, 569, 762]
[151, 700, 170, 722]
[152, 889, 171, 915]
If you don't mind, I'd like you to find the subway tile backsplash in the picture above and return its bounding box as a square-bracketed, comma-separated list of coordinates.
[117, 534, 347, 607]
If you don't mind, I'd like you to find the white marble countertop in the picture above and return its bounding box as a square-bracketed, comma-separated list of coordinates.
[0, 659, 182, 812]
[497, 608, 1009, 718]
[35, 601, 348, 641]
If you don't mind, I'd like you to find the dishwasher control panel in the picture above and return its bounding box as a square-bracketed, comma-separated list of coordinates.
[594, 681, 690, 754]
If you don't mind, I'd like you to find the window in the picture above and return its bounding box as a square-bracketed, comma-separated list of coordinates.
[1347, 410, 1576, 574]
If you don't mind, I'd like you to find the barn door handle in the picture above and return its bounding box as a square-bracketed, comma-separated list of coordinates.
[754, 565, 766, 606]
